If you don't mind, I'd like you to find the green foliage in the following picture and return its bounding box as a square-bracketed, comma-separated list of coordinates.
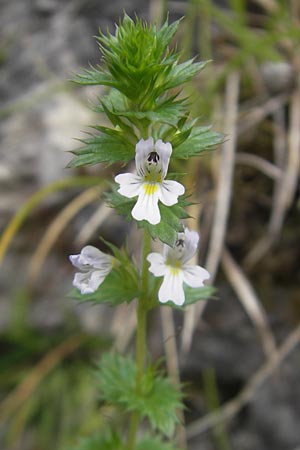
[67, 128, 134, 168]
[106, 186, 190, 247]
[99, 89, 188, 127]
[184, 285, 215, 306]
[68, 431, 123, 450]
[136, 435, 181, 450]
[70, 246, 140, 306]
[172, 125, 223, 159]
[70, 14, 217, 169]
[74, 16, 206, 105]
[68, 432, 180, 450]
[167, 285, 215, 309]
[97, 353, 182, 436]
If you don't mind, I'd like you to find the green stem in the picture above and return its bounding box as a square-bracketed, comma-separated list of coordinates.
[127, 230, 151, 450]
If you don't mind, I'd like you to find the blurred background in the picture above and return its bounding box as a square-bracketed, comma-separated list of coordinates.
[1, 0, 300, 449]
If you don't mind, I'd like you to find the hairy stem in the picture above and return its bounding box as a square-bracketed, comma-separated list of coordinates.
[127, 229, 151, 450]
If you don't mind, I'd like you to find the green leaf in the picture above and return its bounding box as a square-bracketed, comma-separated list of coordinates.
[117, 101, 186, 126]
[172, 126, 223, 158]
[106, 186, 190, 247]
[69, 256, 140, 306]
[136, 435, 181, 450]
[105, 186, 135, 219]
[67, 431, 123, 450]
[68, 130, 134, 168]
[99, 89, 187, 127]
[74, 15, 209, 108]
[164, 59, 210, 90]
[162, 285, 216, 309]
[72, 66, 116, 87]
[97, 353, 182, 437]
[156, 18, 182, 55]
[141, 201, 190, 247]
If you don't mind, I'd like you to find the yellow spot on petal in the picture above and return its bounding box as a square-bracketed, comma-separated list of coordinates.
[166, 260, 182, 276]
[143, 182, 159, 196]
[169, 266, 181, 276]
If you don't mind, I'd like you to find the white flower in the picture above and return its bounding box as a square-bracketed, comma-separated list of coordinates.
[69, 245, 113, 294]
[147, 228, 210, 306]
[115, 137, 185, 225]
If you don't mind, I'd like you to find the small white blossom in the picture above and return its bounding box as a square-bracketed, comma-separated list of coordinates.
[147, 228, 210, 306]
[115, 137, 185, 225]
[69, 245, 113, 294]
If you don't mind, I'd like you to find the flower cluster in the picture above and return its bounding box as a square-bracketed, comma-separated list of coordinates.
[70, 136, 210, 305]
[69, 16, 214, 308]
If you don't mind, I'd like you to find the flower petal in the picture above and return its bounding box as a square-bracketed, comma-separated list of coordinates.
[131, 184, 161, 224]
[182, 264, 210, 287]
[158, 269, 185, 306]
[159, 180, 185, 206]
[69, 254, 87, 271]
[70, 245, 110, 270]
[73, 269, 107, 294]
[147, 252, 167, 277]
[82, 246, 113, 270]
[182, 228, 200, 263]
[135, 137, 154, 177]
[155, 140, 172, 178]
[115, 173, 143, 198]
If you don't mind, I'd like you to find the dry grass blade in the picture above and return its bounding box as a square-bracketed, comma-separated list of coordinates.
[181, 71, 240, 354]
[235, 152, 282, 180]
[187, 322, 300, 439]
[28, 187, 102, 284]
[269, 82, 300, 236]
[245, 81, 300, 269]
[206, 70, 240, 281]
[221, 247, 277, 358]
[161, 307, 180, 384]
[112, 303, 137, 353]
[251, 0, 279, 13]
[75, 202, 112, 246]
[0, 177, 100, 264]
[238, 94, 288, 136]
[0, 335, 83, 422]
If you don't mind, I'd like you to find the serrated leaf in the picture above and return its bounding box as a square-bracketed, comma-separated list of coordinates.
[141, 201, 189, 247]
[73, 15, 210, 111]
[164, 59, 210, 90]
[99, 89, 187, 127]
[72, 66, 116, 87]
[156, 18, 181, 55]
[68, 131, 134, 167]
[97, 353, 182, 437]
[117, 103, 186, 126]
[172, 126, 223, 158]
[106, 186, 189, 247]
[141, 219, 179, 248]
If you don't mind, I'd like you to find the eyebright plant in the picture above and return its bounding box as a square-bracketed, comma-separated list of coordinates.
[68, 14, 221, 450]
